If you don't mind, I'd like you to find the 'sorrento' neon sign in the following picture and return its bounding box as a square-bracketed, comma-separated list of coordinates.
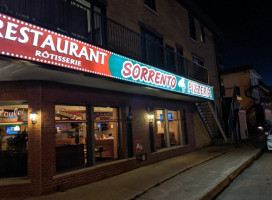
[0, 13, 214, 100]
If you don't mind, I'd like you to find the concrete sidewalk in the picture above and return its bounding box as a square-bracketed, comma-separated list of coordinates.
[22, 143, 263, 200]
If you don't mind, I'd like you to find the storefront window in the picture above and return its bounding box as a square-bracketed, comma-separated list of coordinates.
[168, 110, 179, 146]
[153, 109, 181, 150]
[0, 104, 28, 178]
[155, 110, 165, 149]
[55, 105, 87, 172]
[94, 107, 118, 163]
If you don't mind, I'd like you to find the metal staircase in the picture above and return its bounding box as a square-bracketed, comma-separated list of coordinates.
[196, 101, 227, 143]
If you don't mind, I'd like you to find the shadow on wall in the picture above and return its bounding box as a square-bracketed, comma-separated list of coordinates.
[194, 113, 212, 149]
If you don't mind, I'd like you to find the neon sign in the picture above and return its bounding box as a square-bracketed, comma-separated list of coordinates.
[0, 108, 24, 118]
[0, 13, 214, 100]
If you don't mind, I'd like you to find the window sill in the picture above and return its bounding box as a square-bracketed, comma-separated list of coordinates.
[0, 177, 30, 186]
[54, 157, 135, 179]
[190, 37, 198, 43]
[144, 4, 158, 15]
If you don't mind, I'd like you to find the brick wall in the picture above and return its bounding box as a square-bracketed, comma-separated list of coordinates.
[106, 0, 220, 105]
[0, 80, 201, 198]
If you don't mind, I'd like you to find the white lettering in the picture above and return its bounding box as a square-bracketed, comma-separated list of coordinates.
[18, 27, 30, 43]
[0, 108, 24, 117]
[40, 35, 56, 51]
[100, 52, 107, 65]
[41, 51, 50, 58]
[89, 48, 99, 63]
[56, 38, 68, 54]
[0, 19, 4, 37]
[78, 46, 89, 60]
[69, 42, 79, 57]
[35, 50, 41, 57]
[30, 29, 43, 46]
[5, 22, 18, 41]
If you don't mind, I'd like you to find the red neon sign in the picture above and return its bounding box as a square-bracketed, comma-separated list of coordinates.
[0, 13, 112, 76]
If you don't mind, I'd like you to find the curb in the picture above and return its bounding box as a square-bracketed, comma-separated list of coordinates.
[200, 148, 262, 200]
[132, 146, 236, 200]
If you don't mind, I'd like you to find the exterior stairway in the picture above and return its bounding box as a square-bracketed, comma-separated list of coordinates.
[196, 101, 227, 144]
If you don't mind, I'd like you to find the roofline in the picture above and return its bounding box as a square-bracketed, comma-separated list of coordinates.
[177, 0, 224, 40]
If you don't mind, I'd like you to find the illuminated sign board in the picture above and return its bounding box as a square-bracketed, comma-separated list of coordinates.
[0, 13, 214, 100]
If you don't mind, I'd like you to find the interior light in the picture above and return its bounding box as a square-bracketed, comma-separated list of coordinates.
[14, 126, 20, 131]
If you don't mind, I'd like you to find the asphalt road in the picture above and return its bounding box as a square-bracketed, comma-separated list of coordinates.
[215, 151, 272, 200]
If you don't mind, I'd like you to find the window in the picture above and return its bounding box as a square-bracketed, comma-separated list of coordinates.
[55, 105, 87, 172]
[154, 110, 166, 149]
[192, 55, 204, 66]
[3, 0, 105, 46]
[200, 25, 206, 43]
[94, 107, 119, 163]
[192, 55, 207, 83]
[0, 104, 28, 178]
[168, 110, 179, 146]
[165, 45, 175, 72]
[144, 0, 156, 11]
[153, 109, 182, 150]
[188, 14, 196, 40]
[141, 28, 164, 68]
[176, 46, 186, 75]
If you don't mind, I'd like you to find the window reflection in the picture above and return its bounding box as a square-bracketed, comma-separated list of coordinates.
[94, 107, 118, 163]
[55, 105, 87, 172]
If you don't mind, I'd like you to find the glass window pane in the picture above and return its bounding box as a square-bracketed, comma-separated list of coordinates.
[154, 110, 165, 148]
[168, 110, 179, 146]
[94, 107, 118, 163]
[0, 104, 28, 178]
[55, 105, 87, 172]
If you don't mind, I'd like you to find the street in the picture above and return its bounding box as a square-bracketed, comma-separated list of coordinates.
[216, 151, 272, 200]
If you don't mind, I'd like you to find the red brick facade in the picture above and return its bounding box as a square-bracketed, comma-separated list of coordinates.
[0, 81, 196, 198]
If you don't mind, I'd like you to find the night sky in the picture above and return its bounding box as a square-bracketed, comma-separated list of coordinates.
[194, 0, 272, 85]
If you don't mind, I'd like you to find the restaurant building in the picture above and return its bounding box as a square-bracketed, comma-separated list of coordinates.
[0, 0, 223, 198]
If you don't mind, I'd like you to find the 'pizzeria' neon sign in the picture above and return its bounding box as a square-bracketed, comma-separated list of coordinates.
[0, 13, 214, 100]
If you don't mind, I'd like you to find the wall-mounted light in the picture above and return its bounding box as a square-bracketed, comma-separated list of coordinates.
[148, 113, 154, 121]
[30, 111, 37, 124]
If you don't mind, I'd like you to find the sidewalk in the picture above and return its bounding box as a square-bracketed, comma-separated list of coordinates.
[22, 143, 263, 200]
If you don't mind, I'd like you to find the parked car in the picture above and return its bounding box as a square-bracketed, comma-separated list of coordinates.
[265, 129, 272, 150]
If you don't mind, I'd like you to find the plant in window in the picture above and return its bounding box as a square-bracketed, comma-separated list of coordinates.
[7, 130, 28, 152]
[0, 127, 3, 150]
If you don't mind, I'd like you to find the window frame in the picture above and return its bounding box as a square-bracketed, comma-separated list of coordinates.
[188, 14, 196, 40]
[200, 25, 206, 43]
[144, 0, 156, 11]
[152, 108, 183, 150]
[141, 27, 164, 68]
[165, 45, 176, 72]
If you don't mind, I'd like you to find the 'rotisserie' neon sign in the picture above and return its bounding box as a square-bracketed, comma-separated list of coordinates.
[0, 13, 214, 100]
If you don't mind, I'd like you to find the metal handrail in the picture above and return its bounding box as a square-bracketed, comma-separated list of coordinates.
[0, 0, 209, 83]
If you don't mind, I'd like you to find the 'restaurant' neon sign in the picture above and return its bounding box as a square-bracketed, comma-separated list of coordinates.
[0, 13, 214, 100]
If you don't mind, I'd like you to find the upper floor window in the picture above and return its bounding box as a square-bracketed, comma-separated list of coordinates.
[141, 27, 163, 68]
[165, 45, 175, 72]
[200, 25, 206, 43]
[192, 55, 204, 66]
[176, 46, 186, 75]
[188, 14, 196, 40]
[192, 55, 207, 83]
[1, 0, 105, 46]
[144, 0, 156, 11]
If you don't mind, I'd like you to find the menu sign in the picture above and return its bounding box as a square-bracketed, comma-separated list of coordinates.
[0, 13, 214, 100]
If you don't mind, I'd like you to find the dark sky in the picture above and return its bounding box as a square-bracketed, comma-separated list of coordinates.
[194, 0, 272, 85]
